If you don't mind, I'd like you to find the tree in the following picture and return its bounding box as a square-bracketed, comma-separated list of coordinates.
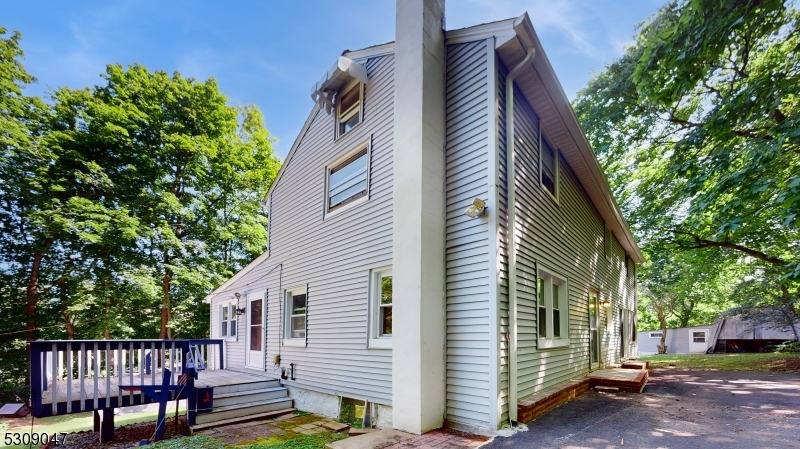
[573, 0, 800, 326]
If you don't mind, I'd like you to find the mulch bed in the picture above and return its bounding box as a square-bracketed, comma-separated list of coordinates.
[57, 417, 187, 449]
[768, 355, 800, 373]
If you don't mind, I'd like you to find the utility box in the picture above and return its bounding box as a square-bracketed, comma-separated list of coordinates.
[195, 386, 214, 414]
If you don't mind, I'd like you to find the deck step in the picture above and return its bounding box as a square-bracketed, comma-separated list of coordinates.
[211, 379, 282, 395]
[212, 387, 288, 407]
[192, 407, 296, 431]
[195, 397, 294, 424]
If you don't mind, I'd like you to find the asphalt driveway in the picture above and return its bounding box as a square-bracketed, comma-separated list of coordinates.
[485, 369, 800, 449]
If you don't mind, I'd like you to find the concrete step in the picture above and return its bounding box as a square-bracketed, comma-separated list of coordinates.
[213, 387, 288, 407]
[195, 397, 294, 425]
[192, 407, 296, 431]
[211, 379, 282, 395]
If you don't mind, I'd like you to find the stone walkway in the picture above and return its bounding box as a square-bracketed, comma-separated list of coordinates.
[196, 412, 346, 445]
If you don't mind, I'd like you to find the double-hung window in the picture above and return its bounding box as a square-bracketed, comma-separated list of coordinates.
[537, 268, 569, 349]
[326, 141, 371, 214]
[368, 267, 392, 349]
[540, 135, 558, 199]
[284, 286, 307, 347]
[337, 82, 363, 137]
[219, 303, 237, 339]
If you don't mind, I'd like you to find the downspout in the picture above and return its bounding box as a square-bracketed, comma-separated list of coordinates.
[505, 47, 535, 423]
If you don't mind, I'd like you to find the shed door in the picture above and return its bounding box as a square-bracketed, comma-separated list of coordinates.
[689, 330, 708, 353]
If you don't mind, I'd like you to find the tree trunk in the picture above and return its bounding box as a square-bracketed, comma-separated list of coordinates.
[160, 254, 172, 339]
[26, 252, 44, 342]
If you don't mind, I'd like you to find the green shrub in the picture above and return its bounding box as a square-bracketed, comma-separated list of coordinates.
[774, 340, 800, 353]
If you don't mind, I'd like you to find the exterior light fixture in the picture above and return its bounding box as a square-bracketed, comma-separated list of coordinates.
[464, 198, 487, 218]
[234, 292, 246, 315]
[600, 298, 611, 308]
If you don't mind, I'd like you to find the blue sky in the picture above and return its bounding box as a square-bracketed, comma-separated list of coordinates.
[4, 0, 663, 158]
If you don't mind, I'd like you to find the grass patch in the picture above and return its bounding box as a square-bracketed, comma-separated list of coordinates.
[640, 353, 800, 372]
[242, 432, 347, 449]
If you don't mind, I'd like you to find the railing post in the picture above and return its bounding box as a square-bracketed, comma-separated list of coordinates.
[29, 343, 42, 417]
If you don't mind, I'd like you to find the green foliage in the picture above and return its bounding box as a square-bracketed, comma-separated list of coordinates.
[0, 27, 280, 395]
[774, 340, 800, 353]
[574, 0, 800, 328]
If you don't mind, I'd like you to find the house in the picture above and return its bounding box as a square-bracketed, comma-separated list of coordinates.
[203, 0, 643, 435]
[637, 325, 712, 355]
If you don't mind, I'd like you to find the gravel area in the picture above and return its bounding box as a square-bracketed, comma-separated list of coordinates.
[485, 369, 800, 449]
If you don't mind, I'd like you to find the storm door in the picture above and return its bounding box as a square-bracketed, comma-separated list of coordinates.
[589, 290, 600, 369]
[246, 291, 266, 369]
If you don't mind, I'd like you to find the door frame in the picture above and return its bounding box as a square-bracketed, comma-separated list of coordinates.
[689, 329, 709, 353]
[245, 290, 267, 370]
[588, 289, 601, 370]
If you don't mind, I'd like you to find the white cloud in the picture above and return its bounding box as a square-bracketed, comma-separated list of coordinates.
[447, 0, 600, 58]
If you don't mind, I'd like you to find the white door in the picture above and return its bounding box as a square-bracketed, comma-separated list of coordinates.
[246, 291, 266, 369]
[689, 330, 708, 353]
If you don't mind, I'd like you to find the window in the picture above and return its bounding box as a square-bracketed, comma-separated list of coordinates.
[649, 332, 663, 338]
[539, 135, 558, 199]
[326, 141, 371, 213]
[692, 331, 706, 343]
[604, 225, 613, 261]
[219, 303, 237, 339]
[369, 267, 392, 349]
[537, 268, 569, 348]
[337, 82, 363, 137]
[283, 286, 307, 347]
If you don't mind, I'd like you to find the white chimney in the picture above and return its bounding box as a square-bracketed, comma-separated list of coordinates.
[392, 0, 446, 435]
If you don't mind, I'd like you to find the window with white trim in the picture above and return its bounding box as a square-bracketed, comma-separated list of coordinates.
[284, 286, 307, 346]
[219, 302, 237, 339]
[540, 135, 558, 199]
[604, 225, 613, 261]
[692, 331, 706, 343]
[368, 267, 392, 349]
[537, 268, 569, 348]
[336, 82, 363, 137]
[649, 331, 663, 338]
[326, 141, 370, 213]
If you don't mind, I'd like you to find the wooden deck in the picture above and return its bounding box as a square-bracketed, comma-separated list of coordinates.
[41, 368, 278, 415]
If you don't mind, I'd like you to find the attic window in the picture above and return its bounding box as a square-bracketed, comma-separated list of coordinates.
[337, 83, 363, 137]
[540, 136, 558, 199]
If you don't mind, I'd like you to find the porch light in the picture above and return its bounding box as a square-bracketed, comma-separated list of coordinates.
[236, 307, 247, 316]
[600, 298, 611, 308]
[464, 198, 487, 218]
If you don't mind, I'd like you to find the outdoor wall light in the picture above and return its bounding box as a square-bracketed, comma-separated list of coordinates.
[600, 298, 611, 308]
[464, 198, 487, 218]
[234, 292, 246, 315]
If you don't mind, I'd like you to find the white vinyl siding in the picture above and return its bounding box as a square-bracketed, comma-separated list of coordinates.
[205, 54, 395, 406]
[444, 39, 493, 429]
[496, 59, 637, 419]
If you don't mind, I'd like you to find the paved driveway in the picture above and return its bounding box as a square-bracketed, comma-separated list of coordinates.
[485, 369, 800, 449]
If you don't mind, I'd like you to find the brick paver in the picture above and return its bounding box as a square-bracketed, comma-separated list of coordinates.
[385, 429, 488, 448]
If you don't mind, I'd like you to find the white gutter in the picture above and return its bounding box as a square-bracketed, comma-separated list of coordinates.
[505, 47, 535, 423]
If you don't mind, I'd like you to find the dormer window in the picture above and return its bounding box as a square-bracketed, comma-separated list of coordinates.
[337, 83, 363, 137]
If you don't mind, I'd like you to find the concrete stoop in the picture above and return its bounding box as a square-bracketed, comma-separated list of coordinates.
[325, 429, 415, 449]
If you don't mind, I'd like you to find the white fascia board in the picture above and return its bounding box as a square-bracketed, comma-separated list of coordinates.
[445, 18, 518, 46]
[203, 250, 270, 303]
[344, 42, 395, 61]
[260, 102, 321, 209]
